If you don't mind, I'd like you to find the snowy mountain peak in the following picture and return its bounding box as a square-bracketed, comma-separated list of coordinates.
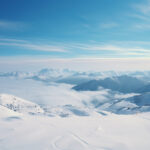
[0, 94, 44, 115]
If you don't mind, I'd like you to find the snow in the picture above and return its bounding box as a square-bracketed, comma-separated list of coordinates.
[1, 69, 150, 149]
[0, 94, 44, 114]
[0, 108, 150, 150]
[0, 105, 21, 117]
[0, 77, 149, 115]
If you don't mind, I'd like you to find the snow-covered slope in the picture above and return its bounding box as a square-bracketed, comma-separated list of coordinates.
[1, 68, 150, 149]
[0, 94, 44, 115]
[0, 109, 150, 150]
[0, 105, 21, 117]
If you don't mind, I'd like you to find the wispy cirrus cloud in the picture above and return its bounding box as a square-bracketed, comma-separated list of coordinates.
[130, 14, 150, 22]
[100, 22, 119, 29]
[0, 38, 26, 42]
[134, 23, 150, 29]
[134, 0, 150, 15]
[1, 38, 150, 56]
[0, 38, 67, 52]
[0, 20, 26, 30]
[131, 0, 150, 30]
[70, 42, 150, 57]
[72, 43, 150, 51]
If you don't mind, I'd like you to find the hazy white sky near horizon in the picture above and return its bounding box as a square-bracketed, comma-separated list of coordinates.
[0, 57, 150, 72]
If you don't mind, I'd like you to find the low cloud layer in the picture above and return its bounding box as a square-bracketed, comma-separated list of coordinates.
[0, 77, 109, 107]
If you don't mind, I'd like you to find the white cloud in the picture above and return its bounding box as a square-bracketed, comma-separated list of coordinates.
[0, 20, 26, 30]
[1, 38, 150, 57]
[134, 23, 150, 29]
[0, 38, 26, 42]
[131, 1, 150, 30]
[130, 14, 150, 22]
[0, 38, 67, 52]
[134, 0, 150, 15]
[100, 22, 119, 29]
[72, 43, 150, 55]
[81, 45, 123, 51]
[0, 77, 110, 108]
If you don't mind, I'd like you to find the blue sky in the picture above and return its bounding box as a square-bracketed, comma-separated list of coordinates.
[0, 0, 150, 58]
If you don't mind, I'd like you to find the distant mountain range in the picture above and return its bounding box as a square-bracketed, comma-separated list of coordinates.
[1, 69, 150, 85]
[73, 75, 148, 93]
[1, 69, 150, 115]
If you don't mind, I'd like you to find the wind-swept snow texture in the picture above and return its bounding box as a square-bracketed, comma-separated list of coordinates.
[0, 107, 150, 150]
